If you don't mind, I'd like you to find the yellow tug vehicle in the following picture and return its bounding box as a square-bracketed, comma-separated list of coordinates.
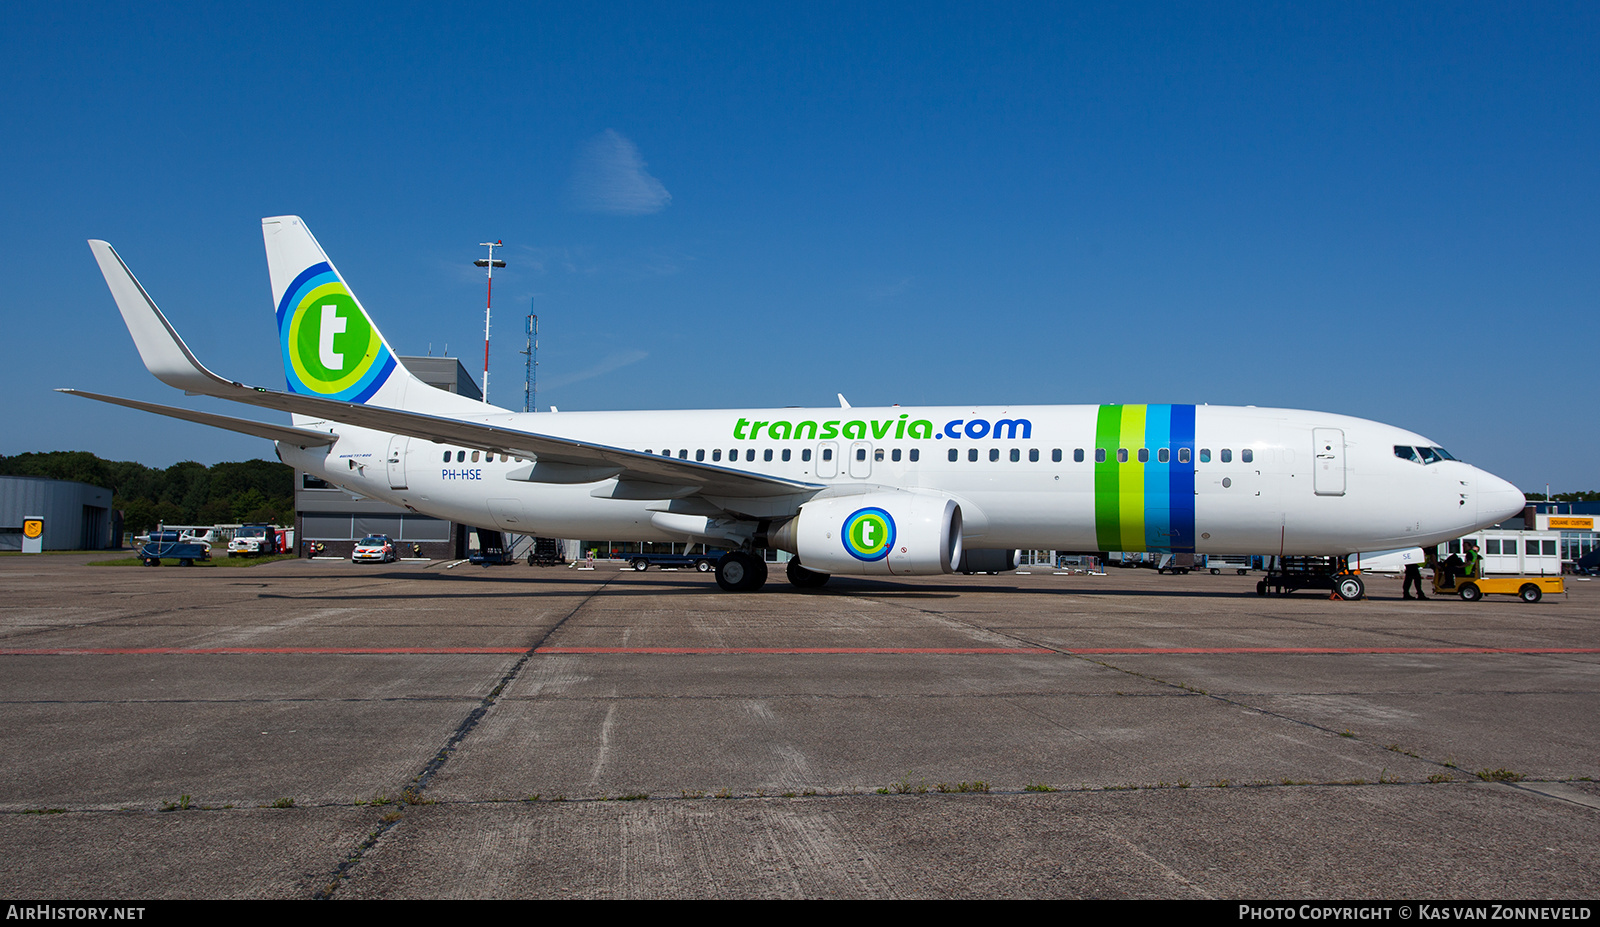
[1433, 571, 1564, 603]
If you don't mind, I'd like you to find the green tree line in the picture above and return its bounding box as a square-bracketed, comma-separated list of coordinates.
[1523, 491, 1600, 503]
[0, 451, 294, 531]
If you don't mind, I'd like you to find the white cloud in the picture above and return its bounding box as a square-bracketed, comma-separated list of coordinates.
[544, 349, 650, 389]
[571, 130, 672, 215]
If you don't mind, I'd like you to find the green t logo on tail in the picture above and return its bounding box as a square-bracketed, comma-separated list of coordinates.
[276, 262, 395, 402]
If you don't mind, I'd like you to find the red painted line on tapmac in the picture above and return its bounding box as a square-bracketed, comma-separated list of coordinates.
[2, 646, 1593, 656]
[1066, 647, 1600, 654]
[0, 647, 526, 655]
[533, 647, 1055, 654]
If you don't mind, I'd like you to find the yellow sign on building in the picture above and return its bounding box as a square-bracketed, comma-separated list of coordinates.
[1548, 516, 1595, 530]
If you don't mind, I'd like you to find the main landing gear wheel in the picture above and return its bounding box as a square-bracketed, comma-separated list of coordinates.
[786, 559, 830, 589]
[716, 551, 768, 592]
[1519, 583, 1542, 603]
[1334, 575, 1365, 600]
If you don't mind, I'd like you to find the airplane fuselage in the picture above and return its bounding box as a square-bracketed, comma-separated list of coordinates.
[281, 401, 1521, 557]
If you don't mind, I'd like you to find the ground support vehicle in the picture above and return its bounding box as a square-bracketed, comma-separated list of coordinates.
[227, 524, 282, 557]
[1257, 555, 1365, 600]
[627, 553, 721, 572]
[1206, 554, 1253, 575]
[525, 537, 566, 567]
[139, 532, 211, 566]
[1433, 572, 1563, 603]
[1156, 553, 1196, 574]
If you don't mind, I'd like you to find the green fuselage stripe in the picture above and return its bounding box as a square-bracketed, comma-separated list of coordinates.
[1094, 405, 1123, 551]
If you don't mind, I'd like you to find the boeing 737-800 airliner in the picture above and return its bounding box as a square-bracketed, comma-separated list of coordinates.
[66, 216, 1525, 594]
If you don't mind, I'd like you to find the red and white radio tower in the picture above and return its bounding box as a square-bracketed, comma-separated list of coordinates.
[473, 240, 506, 404]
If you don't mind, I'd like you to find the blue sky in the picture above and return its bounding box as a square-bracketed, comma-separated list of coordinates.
[2, 2, 1595, 492]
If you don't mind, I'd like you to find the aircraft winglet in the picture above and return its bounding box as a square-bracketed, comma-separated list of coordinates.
[87, 240, 235, 396]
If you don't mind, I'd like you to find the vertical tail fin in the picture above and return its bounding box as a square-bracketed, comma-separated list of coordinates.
[263, 216, 404, 405]
[262, 216, 495, 416]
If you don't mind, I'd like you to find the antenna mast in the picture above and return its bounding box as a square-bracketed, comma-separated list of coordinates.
[522, 306, 539, 413]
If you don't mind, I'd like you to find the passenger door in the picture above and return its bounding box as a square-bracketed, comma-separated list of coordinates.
[1313, 428, 1345, 496]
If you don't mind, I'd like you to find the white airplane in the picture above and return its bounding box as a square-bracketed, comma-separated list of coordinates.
[67, 216, 1525, 596]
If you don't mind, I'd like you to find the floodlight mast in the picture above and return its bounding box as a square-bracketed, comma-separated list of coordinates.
[473, 240, 506, 404]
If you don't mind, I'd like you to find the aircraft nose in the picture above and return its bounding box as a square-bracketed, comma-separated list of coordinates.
[1476, 469, 1526, 525]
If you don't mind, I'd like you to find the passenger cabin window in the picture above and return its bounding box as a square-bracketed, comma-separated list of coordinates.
[909, 449, 919, 462]
[1178, 448, 1191, 464]
[1158, 448, 1170, 463]
[1029, 449, 1039, 462]
[712, 449, 722, 461]
[1241, 449, 1253, 463]
[1117, 448, 1128, 463]
[990, 449, 1000, 462]
[1199, 449, 1211, 463]
[1220, 449, 1232, 463]
[1137, 448, 1148, 463]
[471, 451, 480, 462]
[765, 449, 774, 462]
[856, 448, 866, 461]
[746, 449, 755, 462]
[892, 449, 902, 462]
[822, 448, 833, 461]
[802, 449, 812, 462]
[782, 449, 792, 462]
[948, 448, 959, 462]
[874, 448, 884, 462]
[968, 449, 979, 462]
[1095, 449, 1106, 463]
[696, 449, 705, 461]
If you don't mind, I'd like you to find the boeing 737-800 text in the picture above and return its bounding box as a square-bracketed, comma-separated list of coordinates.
[66, 216, 1525, 594]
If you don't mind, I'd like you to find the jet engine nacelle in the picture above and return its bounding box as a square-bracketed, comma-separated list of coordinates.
[772, 491, 963, 575]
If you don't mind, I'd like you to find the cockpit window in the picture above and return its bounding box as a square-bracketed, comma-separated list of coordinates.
[1397, 445, 1458, 465]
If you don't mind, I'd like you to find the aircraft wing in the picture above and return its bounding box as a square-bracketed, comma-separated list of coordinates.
[58, 389, 338, 447]
[84, 239, 822, 501]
